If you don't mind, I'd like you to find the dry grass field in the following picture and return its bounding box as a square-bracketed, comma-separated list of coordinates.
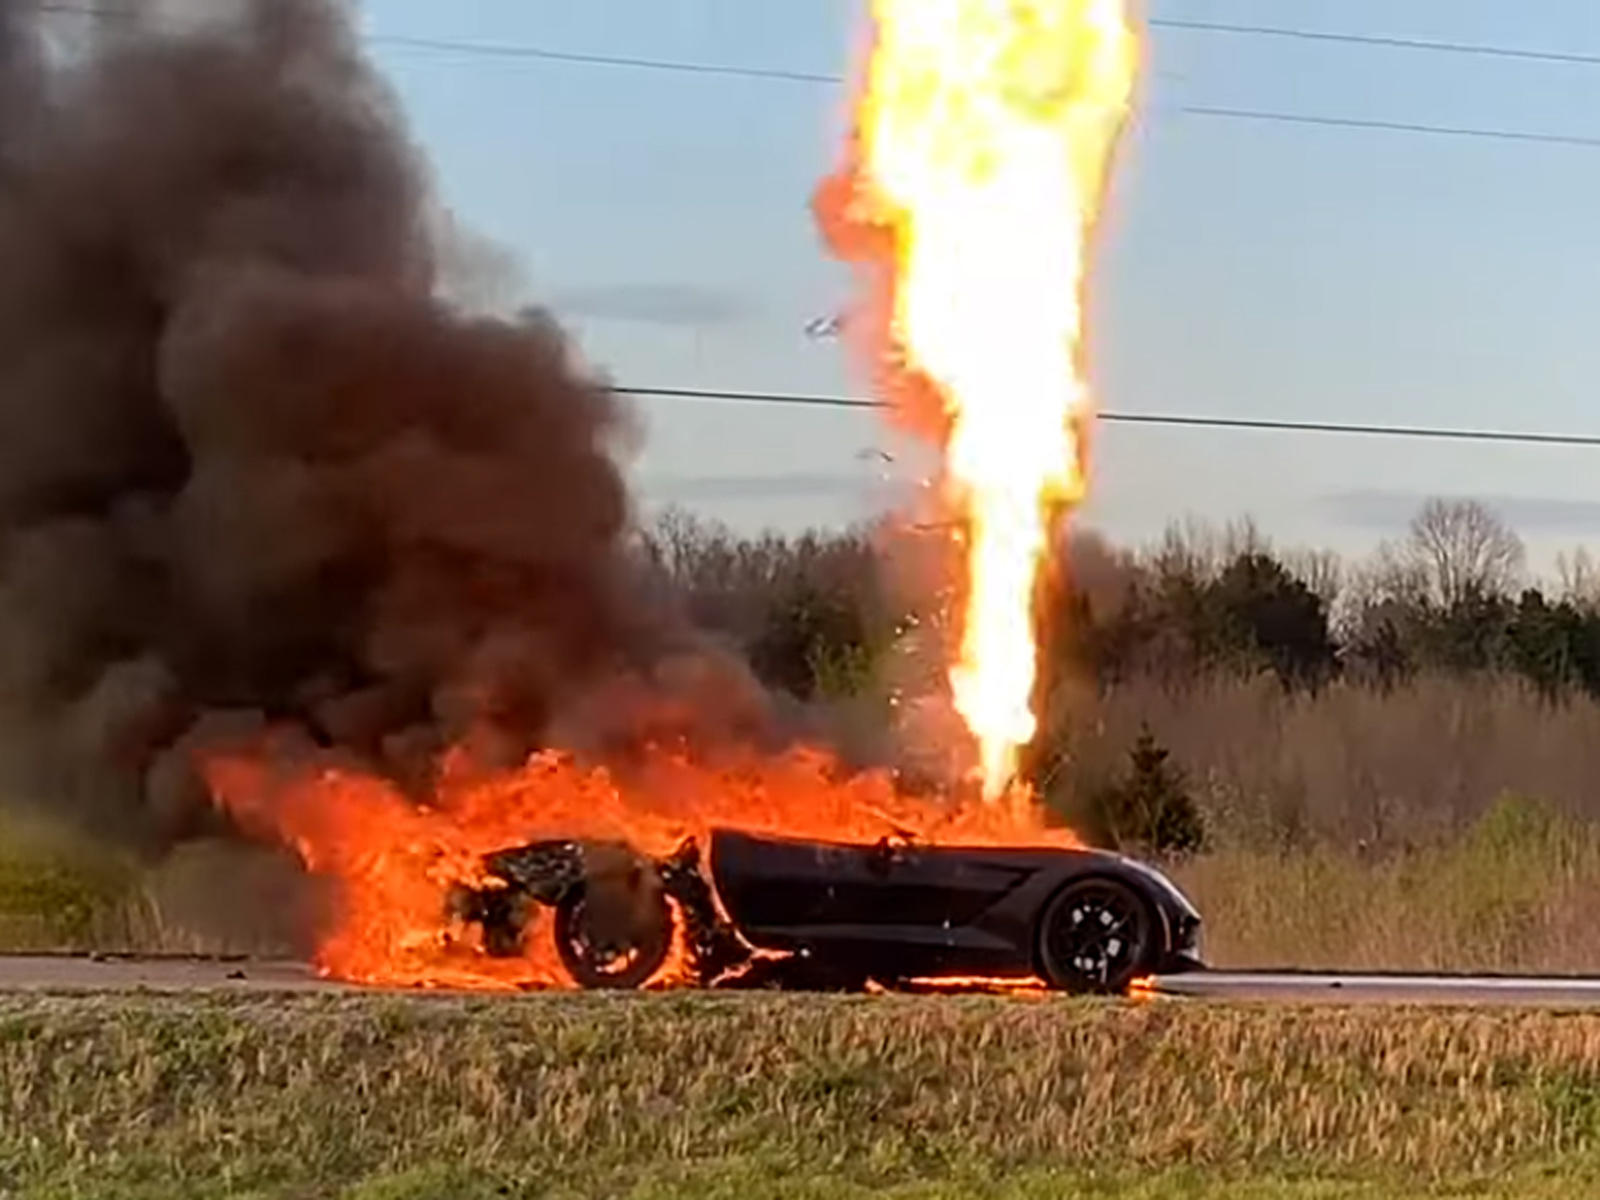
[1170, 792, 1600, 971]
[1049, 673, 1600, 851]
[0, 811, 308, 957]
[4, 991, 1600, 1197]
[0, 811, 152, 952]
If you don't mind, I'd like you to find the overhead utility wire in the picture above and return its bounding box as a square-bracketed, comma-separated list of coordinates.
[370, 34, 842, 84]
[1148, 18, 1600, 69]
[35, 4, 1600, 447]
[1176, 106, 1600, 150]
[33, 4, 1600, 151]
[363, 38, 1600, 151]
[39, 4, 1600, 75]
[617, 387, 1600, 449]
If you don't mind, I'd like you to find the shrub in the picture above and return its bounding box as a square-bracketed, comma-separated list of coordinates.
[1089, 727, 1206, 857]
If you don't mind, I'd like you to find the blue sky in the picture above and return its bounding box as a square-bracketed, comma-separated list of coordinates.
[362, 0, 1600, 568]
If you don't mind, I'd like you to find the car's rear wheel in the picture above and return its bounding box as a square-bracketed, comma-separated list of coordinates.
[553, 887, 673, 990]
[1037, 877, 1159, 995]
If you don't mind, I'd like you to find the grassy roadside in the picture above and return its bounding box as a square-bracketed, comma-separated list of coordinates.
[0, 811, 148, 951]
[5, 992, 1600, 1198]
[223, 1164, 1600, 1200]
[1171, 795, 1600, 972]
[340, 1166, 1600, 1200]
[0, 809, 309, 957]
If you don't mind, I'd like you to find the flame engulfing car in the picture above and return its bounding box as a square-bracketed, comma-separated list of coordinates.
[451, 829, 1205, 995]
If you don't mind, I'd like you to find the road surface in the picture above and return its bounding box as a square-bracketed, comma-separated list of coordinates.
[1150, 971, 1600, 1008]
[0, 955, 345, 994]
[7, 956, 1600, 1006]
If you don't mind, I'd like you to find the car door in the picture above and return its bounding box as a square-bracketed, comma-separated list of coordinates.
[711, 830, 1028, 940]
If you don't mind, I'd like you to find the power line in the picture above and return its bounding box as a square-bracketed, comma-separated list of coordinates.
[42, 2, 1600, 73]
[1149, 17, 1600, 69]
[622, 386, 875, 411]
[31, 2, 848, 80]
[31, 5, 1600, 454]
[1178, 106, 1600, 151]
[31, 3, 1600, 152]
[364, 34, 1600, 152]
[616, 387, 1600, 449]
[371, 34, 842, 85]
[330, 30, 1600, 154]
[38, 3, 1600, 77]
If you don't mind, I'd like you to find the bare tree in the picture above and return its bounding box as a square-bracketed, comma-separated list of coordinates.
[1557, 548, 1600, 611]
[1356, 542, 1429, 606]
[1283, 547, 1345, 610]
[1402, 499, 1525, 607]
[1146, 516, 1266, 585]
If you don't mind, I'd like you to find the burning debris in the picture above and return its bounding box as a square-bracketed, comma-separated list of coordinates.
[0, 0, 1156, 991]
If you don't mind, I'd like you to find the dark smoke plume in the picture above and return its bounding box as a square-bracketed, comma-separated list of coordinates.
[0, 0, 748, 847]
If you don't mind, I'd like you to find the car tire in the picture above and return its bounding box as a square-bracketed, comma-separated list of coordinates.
[553, 886, 673, 990]
[1036, 877, 1160, 995]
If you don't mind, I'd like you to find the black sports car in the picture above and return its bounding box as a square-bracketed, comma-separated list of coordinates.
[451, 828, 1204, 995]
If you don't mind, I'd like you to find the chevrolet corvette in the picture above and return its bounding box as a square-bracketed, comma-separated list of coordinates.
[451, 827, 1204, 995]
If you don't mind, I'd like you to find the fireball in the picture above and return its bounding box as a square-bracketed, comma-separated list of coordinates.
[823, 0, 1138, 796]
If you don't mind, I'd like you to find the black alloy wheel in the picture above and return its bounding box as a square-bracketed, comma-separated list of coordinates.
[1037, 877, 1158, 995]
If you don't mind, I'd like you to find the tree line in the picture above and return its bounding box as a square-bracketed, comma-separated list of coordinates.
[643, 497, 1600, 856]
[1053, 498, 1600, 700]
[647, 497, 1600, 706]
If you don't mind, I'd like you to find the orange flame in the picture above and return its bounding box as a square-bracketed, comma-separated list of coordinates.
[207, 743, 1076, 989]
[821, 0, 1138, 796]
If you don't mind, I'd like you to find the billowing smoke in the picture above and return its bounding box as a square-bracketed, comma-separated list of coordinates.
[0, 0, 764, 850]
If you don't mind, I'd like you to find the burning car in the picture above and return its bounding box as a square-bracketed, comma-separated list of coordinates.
[451, 827, 1204, 995]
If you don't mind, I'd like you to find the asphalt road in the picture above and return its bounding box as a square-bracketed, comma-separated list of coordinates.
[8, 956, 1600, 1006]
[0, 955, 345, 994]
[1150, 971, 1600, 1008]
